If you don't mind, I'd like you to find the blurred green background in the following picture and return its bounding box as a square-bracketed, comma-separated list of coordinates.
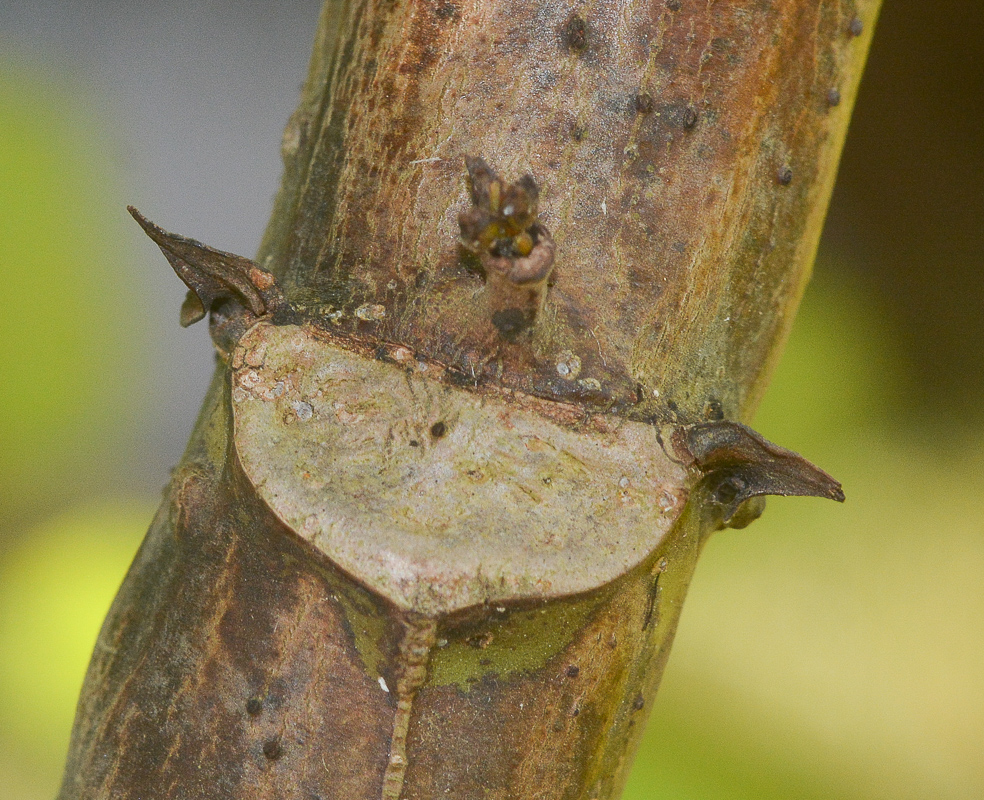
[1, 2, 981, 798]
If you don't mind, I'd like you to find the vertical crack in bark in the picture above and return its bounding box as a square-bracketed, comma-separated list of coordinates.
[381, 614, 437, 799]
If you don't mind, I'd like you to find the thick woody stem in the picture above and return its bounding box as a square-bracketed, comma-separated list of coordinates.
[58, 3, 878, 800]
[259, 0, 880, 423]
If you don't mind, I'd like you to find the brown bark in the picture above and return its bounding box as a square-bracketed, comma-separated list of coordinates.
[60, 1, 878, 798]
[263, 0, 875, 421]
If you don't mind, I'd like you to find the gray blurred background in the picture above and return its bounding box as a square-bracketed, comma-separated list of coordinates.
[2, 0, 323, 497]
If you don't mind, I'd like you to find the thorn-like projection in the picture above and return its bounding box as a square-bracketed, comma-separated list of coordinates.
[458, 157, 555, 341]
[664, 421, 844, 525]
[128, 206, 285, 327]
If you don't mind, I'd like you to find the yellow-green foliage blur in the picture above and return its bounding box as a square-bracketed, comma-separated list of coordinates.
[1, 63, 981, 800]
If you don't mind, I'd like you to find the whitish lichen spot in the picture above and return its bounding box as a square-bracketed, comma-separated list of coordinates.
[556, 352, 582, 380]
[239, 370, 260, 389]
[355, 303, 386, 321]
[292, 401, 314, 421]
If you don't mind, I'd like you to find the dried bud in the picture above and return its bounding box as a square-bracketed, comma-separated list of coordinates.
[458, 157, 555, 341]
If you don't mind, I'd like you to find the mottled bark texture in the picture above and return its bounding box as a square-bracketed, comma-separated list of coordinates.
[60, 1, 877, 799]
